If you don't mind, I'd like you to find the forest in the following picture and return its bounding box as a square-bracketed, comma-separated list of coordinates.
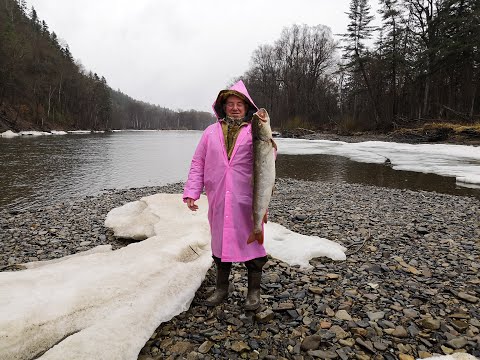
[239, 0, 479, 132]
[1, 0, 479, 133]
[0, 0, 214, 132]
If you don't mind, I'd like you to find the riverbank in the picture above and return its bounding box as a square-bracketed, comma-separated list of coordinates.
[304, 132, 480, 146]
[1, 179, 479, 358]
[281, 125, 480, 146]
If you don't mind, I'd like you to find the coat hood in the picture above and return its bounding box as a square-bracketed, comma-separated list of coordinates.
[212, 80, 258, 120]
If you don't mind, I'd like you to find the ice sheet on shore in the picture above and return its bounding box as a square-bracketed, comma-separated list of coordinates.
[0, 194, 346, 360]
[421, 355, 478, 360]
[277, 138, 480, 187]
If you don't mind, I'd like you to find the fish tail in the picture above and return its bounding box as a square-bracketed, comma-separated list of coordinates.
[247, 231, 264, 245]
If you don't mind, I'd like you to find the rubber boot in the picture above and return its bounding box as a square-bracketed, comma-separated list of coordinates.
[244, 271, 262, 311]
[205, 260, 231, 307]
[244, 256, 267, 311]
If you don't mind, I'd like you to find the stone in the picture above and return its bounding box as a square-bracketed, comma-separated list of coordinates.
[255, 309, 275, 323]
[402, 308, 419, 318]
[338, 338, 355, 347]
[329, 325, 348, 339]
[198, 341, 214, 354]
[301, 335, 322, 351]
[399, 355, 415, 360]
[392, 326, 408, 338]
[170, 341, 194, 354]
[355, 338, 375, 353]
[446, 337, 468, 349]
[367, 311, 385, 321]
[274, 302, 295, 311]
[308, 286, 324, 295]
[419, 318, 441, 330]
[456, 292, 479, 303]
[335, 310, 352, 321]
[451, 320, 469, 332]
[307, 350, 338, 359]
[231, 341, 250, 353]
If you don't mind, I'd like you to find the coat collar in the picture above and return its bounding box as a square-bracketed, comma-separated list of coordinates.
[215, 122, 251, 163]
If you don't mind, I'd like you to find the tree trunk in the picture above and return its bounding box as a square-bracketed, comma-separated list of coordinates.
[355, 49, 380, 126]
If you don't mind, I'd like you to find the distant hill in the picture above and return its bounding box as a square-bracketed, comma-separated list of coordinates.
[0, 0, 214, 132]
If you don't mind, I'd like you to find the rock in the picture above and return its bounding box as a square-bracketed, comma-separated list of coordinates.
[307, 350, 338, 359]
[231, 341, 250, 353]
[255, 309, 274, 323]
[308, 286, 324, 295]
[335, 310, 352, 321]
[198, 341, 214, 354]
[373, 341, 388, 351]
[402, 308, 419, 318]
[301, 335, 322, 351]
[367, 311, 385, 321]
[456, 292, 479, 303]
[451, 320, 469, 332]
[392, 326, 408, 338]
[446, 337, 468, 349]
[419, 317, 441, 330]
[329, 325, 348, 339]
[170, 341, 194, 354]
[355, 338, 375, 353]
[274, 302, 295, 311]
[399, 355, 415, 360]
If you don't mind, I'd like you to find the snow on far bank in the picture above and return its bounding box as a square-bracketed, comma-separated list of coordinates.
[19, 130, 52, 136]
[1, 130, 68, 137]
[50, 130, 68, 135]
[0, 194, 347, 360]
[277, 138, 480, 188]
[0, 130, 18, 137]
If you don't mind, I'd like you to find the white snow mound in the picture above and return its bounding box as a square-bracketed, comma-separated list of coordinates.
[0, 193, 347, 360]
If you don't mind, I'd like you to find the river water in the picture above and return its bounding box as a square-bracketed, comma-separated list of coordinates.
[0, 131, 478, 209]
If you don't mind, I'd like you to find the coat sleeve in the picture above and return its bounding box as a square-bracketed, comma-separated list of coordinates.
[183, 130, 209, 202]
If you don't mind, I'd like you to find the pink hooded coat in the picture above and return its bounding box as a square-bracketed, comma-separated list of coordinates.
[183, 81, 267, 262]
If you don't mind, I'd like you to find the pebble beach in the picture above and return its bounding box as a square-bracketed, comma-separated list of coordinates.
[1, 179, 479, 359]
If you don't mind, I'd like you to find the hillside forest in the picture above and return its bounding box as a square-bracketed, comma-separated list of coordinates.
[1, 0, 479, 133]
[0, 0, 214, 132]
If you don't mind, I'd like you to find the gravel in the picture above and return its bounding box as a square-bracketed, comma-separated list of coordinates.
[1, 179, 479, 359]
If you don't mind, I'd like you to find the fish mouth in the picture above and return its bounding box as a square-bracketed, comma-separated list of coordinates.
[255, 109, 268, 123]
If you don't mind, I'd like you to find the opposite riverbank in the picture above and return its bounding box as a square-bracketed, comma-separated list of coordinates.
[1, 179, 479, 359]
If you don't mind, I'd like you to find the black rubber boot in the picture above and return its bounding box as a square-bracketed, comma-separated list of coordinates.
[205, 259, 232, 307]
[245, 271, 262, 311]
[244, 256, 267, 311]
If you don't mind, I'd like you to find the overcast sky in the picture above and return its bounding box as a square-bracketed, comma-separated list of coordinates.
[28, 0, 380, 113]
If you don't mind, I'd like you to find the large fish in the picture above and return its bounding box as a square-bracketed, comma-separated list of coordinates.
[247, 108, 276, 245]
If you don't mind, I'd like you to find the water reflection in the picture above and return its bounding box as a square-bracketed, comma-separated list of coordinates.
[276, 154, 480, 198]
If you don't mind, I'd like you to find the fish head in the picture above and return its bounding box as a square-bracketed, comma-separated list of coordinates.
[252, 108, 271, 138]
[255, 108, 268, 123]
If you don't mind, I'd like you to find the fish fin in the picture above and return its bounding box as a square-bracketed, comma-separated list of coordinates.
[247, 231, 264, 245]
[271, 139, 277, 151]
[256, 231, 264, 245]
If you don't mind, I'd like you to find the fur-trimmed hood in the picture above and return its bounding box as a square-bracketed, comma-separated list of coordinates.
[212, 80, 258, 120]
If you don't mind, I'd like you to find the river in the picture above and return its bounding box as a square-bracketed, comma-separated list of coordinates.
[0, 131, 478, 209]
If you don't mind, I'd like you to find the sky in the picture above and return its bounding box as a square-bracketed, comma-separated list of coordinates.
[27, 0, 381, 113]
